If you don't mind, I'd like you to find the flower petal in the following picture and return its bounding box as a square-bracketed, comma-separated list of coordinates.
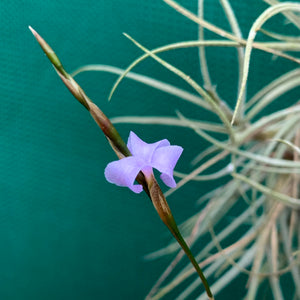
[151, 145, 183, 188]
[127, 131, 169, 163]
[104, 156, 145, 193]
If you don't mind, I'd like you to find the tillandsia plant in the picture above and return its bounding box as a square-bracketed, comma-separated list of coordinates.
[69, 1, 299, 299]
[30, 0, 300, 299]
[29, 26, 214, 299]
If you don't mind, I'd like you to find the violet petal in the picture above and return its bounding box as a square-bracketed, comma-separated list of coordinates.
[151, 145, 183, 188]
[104, 156, 146, 193]
[127, 131, 169, 162]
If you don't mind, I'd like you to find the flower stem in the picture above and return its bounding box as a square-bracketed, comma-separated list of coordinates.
[168, 219, 214, 299]
[147, 175, 214, 299]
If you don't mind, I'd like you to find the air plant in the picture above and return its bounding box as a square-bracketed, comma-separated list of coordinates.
[29, 24, 214, 299]
[31, 0, 300, 299]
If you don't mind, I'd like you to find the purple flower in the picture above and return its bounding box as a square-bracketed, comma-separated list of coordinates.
[104, 131, 183, 193]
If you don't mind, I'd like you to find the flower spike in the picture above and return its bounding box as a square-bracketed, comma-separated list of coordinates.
[30, 28, 213, 299]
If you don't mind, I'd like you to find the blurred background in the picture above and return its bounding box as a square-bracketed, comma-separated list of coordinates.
[0, 1, 297, 299]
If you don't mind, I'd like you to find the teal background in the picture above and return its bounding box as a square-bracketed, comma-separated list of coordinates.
[0, 1, 298, 299]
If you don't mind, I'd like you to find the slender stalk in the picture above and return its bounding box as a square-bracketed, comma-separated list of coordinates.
[170, 224, 214, 300]
[147, 174, 214, 299]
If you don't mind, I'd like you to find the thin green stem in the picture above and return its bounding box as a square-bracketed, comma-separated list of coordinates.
[167, 218, 214, 299]
[147, 175, 214, 299]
